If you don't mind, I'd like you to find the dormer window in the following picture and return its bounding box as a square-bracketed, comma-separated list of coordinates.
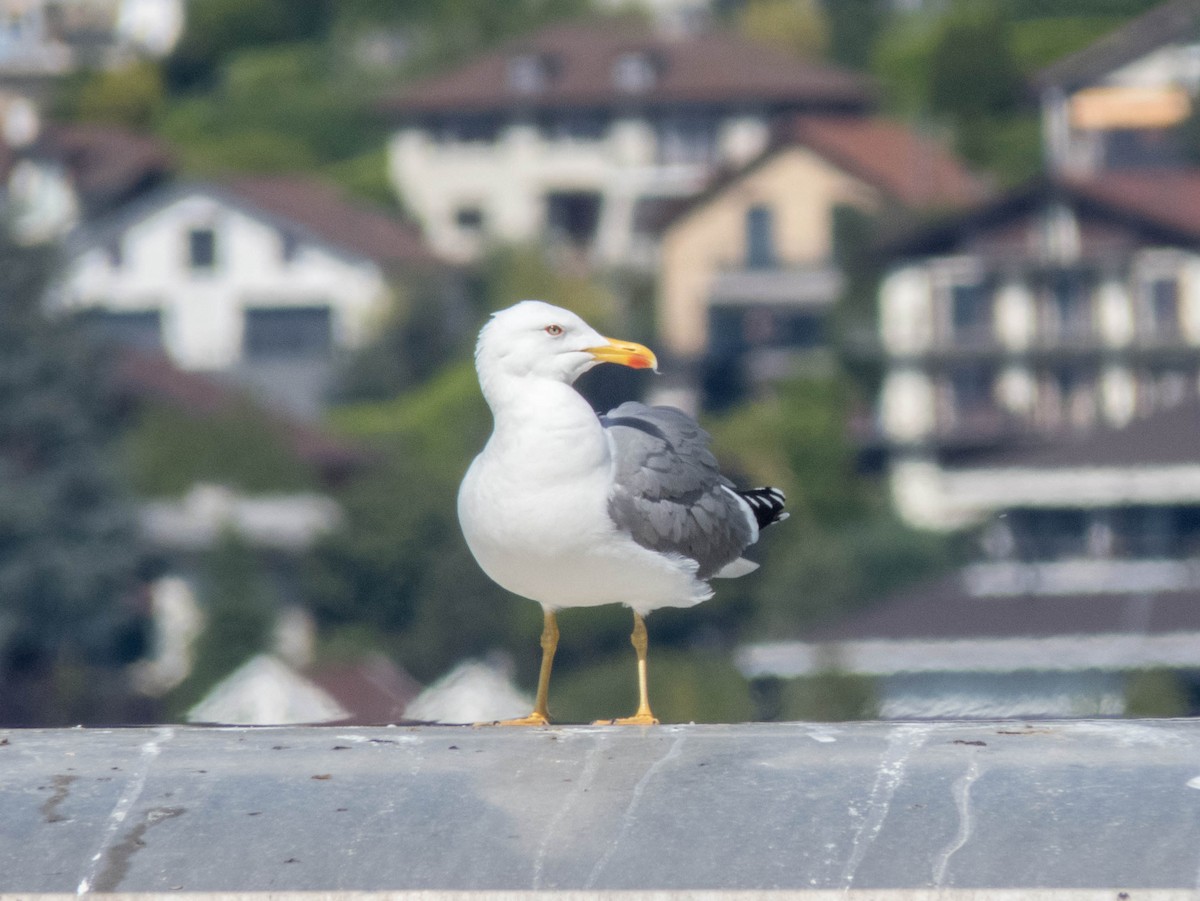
[507, 52, 557, 94]
[612, 51, 661, 93]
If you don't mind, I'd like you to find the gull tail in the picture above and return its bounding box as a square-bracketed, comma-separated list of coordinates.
[738, 487, 788, 530]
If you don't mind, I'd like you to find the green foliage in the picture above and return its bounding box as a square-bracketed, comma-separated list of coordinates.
[481, 244, 622, 328]
[165, 0, 334, 90]
[165, 532, 278, 717]
[777, 670, 878, 721]
[927, 7, 1024, 122]
[551, 648, 755, 724]
[1125, 669, 1191, 718]
[159, 43, 381, 176]
[323, 148, 402, 211]
[1008, 16, 1128, 71]
[0, 240, 147, 680]
[73, 61, 166, 129]
[825, 0, 888, 69]
[124, 401, 318, 497]
[310, 362, 517, 682]
[737, 0, 829, 60]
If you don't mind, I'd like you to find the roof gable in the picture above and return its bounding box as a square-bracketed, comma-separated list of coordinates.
[886, 171, 1200, 258]
[70, 177, 434, 270]
[383, 21, 872, 116]
[661, 115, 987, 235]
[1036, 0, 1200, 91]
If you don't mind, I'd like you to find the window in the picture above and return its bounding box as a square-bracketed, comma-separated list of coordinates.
[243, 307, 332, 359]
[538, 113, 607, 143]
[188, 228, 216, 271]
[1142, 277, 1181, 342]
[280, 231, 300, 264]
[77, 310, 163, 353]
[612, 51, 661, 93]
[507, 53, 558, 94]
[655, 115, 717, 165]
[1040, 273, 1092, 344]
[744, 205, 775, 269]
[545, 191, 602, 248]
[950, 282, 992, 343]
[455, 206, 484, 232]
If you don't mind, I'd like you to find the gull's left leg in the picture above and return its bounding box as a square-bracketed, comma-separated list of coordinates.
[596, 610, 659, 726]
[494, 607, 558, 726]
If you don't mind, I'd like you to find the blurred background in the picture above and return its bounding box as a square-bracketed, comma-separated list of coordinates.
[3, 0, 1200, 727]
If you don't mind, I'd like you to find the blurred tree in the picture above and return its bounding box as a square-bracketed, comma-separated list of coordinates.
[0, 240, 148, 720]
[309, 363, 517, 682]
[124, 401, 319, 498]
[165, 531, 278, 717]
[72, 61, 166, 129]
[737, 0, 829, 60]
[825, 0, 887, 69]
[1125, 668, 1191, 718]
[927, 6, 1024, 123]
[164, 0, 334, 90]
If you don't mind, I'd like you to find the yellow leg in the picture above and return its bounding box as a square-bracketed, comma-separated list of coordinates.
[495, 608, 558, 726]
[595, 611, 659, 726]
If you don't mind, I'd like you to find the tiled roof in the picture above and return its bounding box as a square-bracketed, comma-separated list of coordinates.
[307, 655, 423, 726]
[1066, 169, 1200, 242]
[886, 170, 1200, 257]
[783, 116, 990, 209]
[656, 115, 987, 235]
[382, 21, 872, 115]
[226, 176, 435, 269]
[35, 123, 172, 213]
[1035, 0, 1200, 91]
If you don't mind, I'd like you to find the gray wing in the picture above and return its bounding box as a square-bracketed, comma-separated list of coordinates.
[601, 401, 755, 580]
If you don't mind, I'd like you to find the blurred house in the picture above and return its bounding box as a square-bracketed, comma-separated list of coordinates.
[876, 171, 1200, 528]
[380, 20, 871, 267]
[1037, 0, 1200, 176]
[739, 400, 1200, 718]
[0, 0, 182, 79]
[403, 657, 532, 725]
[184, 652, 423, 726]
[49, 175, 437, 417]
[656, 115, 987, 408]
[1, 119, 173, 242]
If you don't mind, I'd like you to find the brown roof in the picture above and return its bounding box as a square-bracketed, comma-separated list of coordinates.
[806, 570, 1200, 644]
[784, 116, 990, 210]
[1035, 0, 1200, 91]
[886, 170, 1200, 258]
[36, 123, 172, 213]
[307, 655, 423, 726]
[383, 21, 872, 115]
[226, 176, 435, 269]
[1067, 169, 1200, 242]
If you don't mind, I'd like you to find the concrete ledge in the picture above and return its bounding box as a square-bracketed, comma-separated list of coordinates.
[3, 721, 1199, 894]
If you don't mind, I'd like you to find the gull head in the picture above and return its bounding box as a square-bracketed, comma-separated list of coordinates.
[475, 300, 657, 386]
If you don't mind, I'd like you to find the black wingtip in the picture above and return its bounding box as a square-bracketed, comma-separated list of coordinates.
[738, 487, 787, 530]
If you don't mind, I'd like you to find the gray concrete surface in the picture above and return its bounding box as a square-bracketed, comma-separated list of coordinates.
[2, 720, 1199, 894]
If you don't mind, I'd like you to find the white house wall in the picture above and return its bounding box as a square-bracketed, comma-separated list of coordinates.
[59, 192, 388, 371]
[389, 113, 765, 265]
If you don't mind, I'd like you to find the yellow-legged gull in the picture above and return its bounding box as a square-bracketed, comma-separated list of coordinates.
[457, 300, 786, 725]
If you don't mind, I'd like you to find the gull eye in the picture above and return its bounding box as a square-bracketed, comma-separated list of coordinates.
[544, 324, 564, 337]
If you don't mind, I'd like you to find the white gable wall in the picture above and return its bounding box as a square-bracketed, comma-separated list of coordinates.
[58, 192, 390, 371]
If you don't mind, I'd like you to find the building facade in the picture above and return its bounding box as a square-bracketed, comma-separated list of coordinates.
[53, 177, 434, 415]
[382, 21, 871, 267]
[657, 115, 985, 405]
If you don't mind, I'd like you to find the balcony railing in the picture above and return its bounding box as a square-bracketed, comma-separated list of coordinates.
[709, 264, 843, 308]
